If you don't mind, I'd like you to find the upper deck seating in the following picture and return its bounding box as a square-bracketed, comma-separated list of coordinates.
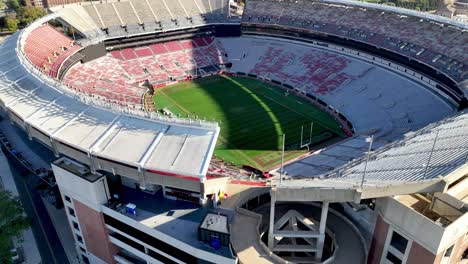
[23, 24, 81, 78]
[243, 0, 468, 85]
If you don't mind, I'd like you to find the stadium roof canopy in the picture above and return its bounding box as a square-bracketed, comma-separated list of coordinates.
[0, 32, 219, 179]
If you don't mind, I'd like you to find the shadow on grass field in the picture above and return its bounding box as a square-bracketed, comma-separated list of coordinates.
[153, 75, 345, 170]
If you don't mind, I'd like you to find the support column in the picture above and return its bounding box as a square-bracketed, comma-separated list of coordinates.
[268, 189, 276, 249]
[316, 201, 329, 260]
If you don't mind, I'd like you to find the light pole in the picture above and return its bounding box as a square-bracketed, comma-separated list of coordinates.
[280, 134, 285, 185]
[423, 130, 439, 179]
[361, 135, 374, 188]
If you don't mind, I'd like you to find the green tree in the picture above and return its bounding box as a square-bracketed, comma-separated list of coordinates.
[5, 0, 20, 10]
[17, 6, 46, 26]
[0, 191, 30, 264]
[5, 17, 18, 32]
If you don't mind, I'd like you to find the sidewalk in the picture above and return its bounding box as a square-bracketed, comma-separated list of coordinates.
[42, 199, 81, 264]
[0, 149, 41, 264]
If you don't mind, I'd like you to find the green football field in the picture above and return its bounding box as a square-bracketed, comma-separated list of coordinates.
[153, 75, 344, 170]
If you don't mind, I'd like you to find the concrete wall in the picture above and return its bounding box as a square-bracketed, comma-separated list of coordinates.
[52, 162, 109, 211]
[367, 215, 389, 264]
[275, 187, 357, 202]
[204, 176, 229, 195]
[145, 170, 201, 192]
[376, 197, 445, 253]
[55, 142, 91, 166]
[94, 158, 140, 180]
[29, 126, 52, 148]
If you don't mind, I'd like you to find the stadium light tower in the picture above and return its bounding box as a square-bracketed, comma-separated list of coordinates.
[361, 135, 374, 188]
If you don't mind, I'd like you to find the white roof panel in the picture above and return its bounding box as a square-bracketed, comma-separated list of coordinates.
[146, 126, 216, 176]
[54, 107, 117, 150]
[26, 96, 85, 135]
[8, 88, 59, 120]
[94, 115, 167, 165]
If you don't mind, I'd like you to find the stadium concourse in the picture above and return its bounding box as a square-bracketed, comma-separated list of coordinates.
[0, 0, 466, 263]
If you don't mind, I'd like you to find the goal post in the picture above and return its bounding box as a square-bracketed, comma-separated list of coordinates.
[299, 122, 313, 150]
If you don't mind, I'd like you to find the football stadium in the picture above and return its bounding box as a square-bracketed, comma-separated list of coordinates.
[0, 0, 466, 263]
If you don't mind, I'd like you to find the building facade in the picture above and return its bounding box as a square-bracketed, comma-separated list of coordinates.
[368, 169, 468, 264]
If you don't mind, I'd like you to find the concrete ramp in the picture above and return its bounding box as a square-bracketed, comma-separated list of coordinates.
[230, 208, 280, 264]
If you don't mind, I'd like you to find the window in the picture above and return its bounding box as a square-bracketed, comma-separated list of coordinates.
[72, 221, 79, 231]
[390, 231, 409, 254]
[82, 255, 89, 264]
[386, 252, 402, 264]
[76, 234, 83, 244]
[442, 244, 455, 264]
[68, 207, 75, 217]
[64, 195, 71, 203]
[444, 245, 454, 257]
[382, 229, 411, 264]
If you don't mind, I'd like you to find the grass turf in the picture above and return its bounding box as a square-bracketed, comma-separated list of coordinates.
[153, 75, 344, 170]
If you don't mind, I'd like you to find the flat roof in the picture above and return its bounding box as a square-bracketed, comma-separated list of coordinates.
[112, 186, 234, 258]
[93, 115, 167, 165]
[26, 96, 84, 135]
[53, 107, 116, 150]
[146, 126, 217, 176]
[200, 213, 229, 234]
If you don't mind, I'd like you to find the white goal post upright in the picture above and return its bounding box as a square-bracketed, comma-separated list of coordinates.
[300, 122, 313, 150]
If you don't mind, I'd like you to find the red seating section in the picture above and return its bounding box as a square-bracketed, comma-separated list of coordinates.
[23, 24, 81, 78]
[64, 37, 226, 105]
[251, 47, 355, 95]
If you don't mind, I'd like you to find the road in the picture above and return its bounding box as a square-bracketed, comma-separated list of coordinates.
[0, 116, 70, 264]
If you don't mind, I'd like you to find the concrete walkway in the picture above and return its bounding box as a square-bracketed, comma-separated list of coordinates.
[0, 149, 41, 264]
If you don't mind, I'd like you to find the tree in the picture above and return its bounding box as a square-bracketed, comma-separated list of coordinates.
[5, 0, 20, 10]
[5, 17, 18, 32]
[17, 6, 46, 26]
[0, 191, 30, 264]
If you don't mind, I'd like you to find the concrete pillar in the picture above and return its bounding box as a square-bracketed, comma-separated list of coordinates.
[316, 201, 329, 260]
[268, 190, 276, 249]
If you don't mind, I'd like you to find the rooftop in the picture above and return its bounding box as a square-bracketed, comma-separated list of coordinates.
[107, 186, 235, 259]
